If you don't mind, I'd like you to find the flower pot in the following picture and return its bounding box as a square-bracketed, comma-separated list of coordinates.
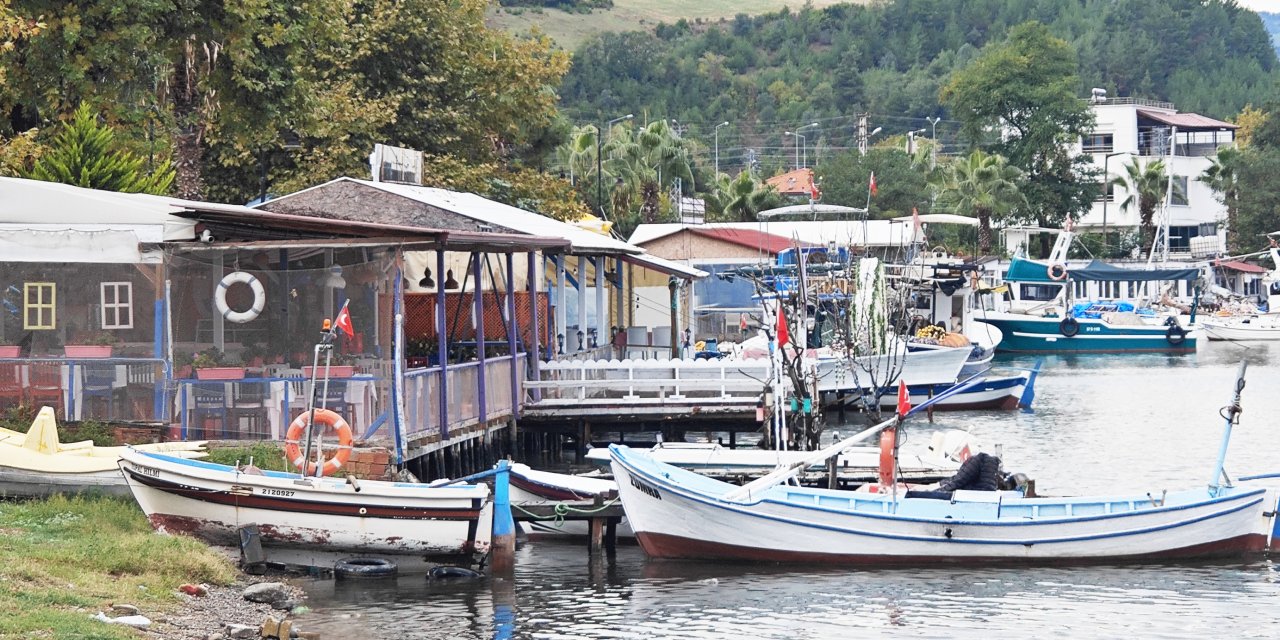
[64, 345, 113, 358]
[195, 367, 247, 380]
[303, 365, 355, 378]
[0, 346, 19, 358]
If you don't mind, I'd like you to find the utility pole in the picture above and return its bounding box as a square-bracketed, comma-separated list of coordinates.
[714, 121, 729, 178]
[857, 113, 869, 156]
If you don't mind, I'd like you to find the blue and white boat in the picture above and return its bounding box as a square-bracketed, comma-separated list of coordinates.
[610, 364, 1279, 565]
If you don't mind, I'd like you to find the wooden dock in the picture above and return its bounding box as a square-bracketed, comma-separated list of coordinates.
[511, 497, 626, 554]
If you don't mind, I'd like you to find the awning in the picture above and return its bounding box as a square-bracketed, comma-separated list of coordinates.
[1069, 259, 1200, 282]
[621, 253, 708, 280]
[1137, 110, 1238, 130]
[891, 213, 979, 226]
[1214, 260, 1268, 274]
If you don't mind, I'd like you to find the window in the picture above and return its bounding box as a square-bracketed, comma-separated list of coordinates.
[1083, 133, 1114, 153]
[1020, 283, 1063, 302]
[23, 282, 55, 330]
[1171, 176, 1188, 206]
[100, 282, 133, 329]
[1094, 180, 1117, 202]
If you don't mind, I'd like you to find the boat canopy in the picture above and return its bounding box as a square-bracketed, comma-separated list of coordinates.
[1069, 260, 1200, 282]
[1005, 258, 1053, 283]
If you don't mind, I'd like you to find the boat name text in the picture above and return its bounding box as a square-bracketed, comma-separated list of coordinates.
[630, 476, 662, 500]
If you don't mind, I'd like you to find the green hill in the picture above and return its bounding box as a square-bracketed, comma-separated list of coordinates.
[555, 0, 1277, 177]
[487, 0, 860, 50]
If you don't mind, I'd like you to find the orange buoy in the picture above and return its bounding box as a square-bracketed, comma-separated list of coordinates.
[878, 427, 897, 488]
[283, 408, 353, 477]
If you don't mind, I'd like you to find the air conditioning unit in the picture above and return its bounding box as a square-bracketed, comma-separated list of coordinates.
[369, 144, 423, 185]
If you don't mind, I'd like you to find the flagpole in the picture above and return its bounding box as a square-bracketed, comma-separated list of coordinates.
[863, 172, 874, 250]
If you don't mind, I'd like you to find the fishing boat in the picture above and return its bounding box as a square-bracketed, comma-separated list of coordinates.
[586, 428, 979, 485]
[609, 364, 1278, 565]
[1202, 243, 1280, 341]
[872, 372, 1032, 412]
[0, 406, 207, 498]
[976, 231, 1202, 354]
[119, 448, 495, 564]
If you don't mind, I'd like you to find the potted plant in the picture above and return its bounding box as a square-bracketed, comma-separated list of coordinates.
[173, 351, 195, 379]
[65, 331, 117, 358]
[192, 348, 246, 380]
[240, 340, 266, 368]
[304, 353, 356, 378]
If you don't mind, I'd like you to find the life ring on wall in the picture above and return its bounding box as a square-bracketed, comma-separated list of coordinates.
[878, 427, 897, 488]
[1047, 263, 1068, 281]
[1059, 317, 1080, 337]
[1165, 324, 1188, 346]
[215, 271, 266, 324]
[283, 408, 353, 477]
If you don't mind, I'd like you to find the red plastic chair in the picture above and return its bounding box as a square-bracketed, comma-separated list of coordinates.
[28, 363, 64, 416]
[0, 364, 23, 409]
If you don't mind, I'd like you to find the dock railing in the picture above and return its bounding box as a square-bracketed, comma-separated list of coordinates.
[528, 357, 772, 407]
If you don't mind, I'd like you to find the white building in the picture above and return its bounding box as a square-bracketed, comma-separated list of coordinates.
[1073, 96, 1237, 257]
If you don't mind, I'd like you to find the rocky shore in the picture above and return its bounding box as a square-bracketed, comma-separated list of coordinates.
[115, 577, 311, 640]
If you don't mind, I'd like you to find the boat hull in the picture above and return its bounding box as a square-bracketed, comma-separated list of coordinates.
[874, 374, 1025, 411]
[119, 450, 492, 562]
[0, 466, 131, 498]
[610, 446, 1272, 565]
[815, 345, 969, 393]
[976, 313, 1197, 354]
[1203, 319, 1280, 341]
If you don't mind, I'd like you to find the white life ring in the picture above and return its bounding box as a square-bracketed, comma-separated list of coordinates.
[215, 271, 266, 324]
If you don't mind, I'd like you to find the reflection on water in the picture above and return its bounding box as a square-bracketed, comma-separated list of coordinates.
[298, 342, 1280, 639]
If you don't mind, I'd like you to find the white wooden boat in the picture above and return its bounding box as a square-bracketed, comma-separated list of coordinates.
[119, 449, 493, 564]
[508, 463, 634, 539]
[586, 429, 977, 483]
[0, 406, 207, 498]
[609, 363, 1279, 565]
[813, 343, 970, 393]
[1203, 315, 1280, 341]
[872, 373, 1029, 411]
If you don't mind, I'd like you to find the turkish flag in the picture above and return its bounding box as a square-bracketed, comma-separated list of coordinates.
[776, 305, 790, 346]
[809, 173, 821, 201]
[869, 171, 877, 196]
[895, 380, 910, 417]
[334, 301, 355, 338]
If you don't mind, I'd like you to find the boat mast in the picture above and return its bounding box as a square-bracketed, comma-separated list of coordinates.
[1208, 361, 1247, 497]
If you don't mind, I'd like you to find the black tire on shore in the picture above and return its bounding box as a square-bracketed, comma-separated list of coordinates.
[334, 557, 398, 579]
[428, 565, 484, 580]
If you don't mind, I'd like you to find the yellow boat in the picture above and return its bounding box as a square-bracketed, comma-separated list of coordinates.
[0, 407, 207, 498]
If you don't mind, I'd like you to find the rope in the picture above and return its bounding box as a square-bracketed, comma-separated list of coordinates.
[510, 499, 620, 528]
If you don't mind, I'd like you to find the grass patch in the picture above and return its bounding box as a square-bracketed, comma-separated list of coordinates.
[487, 0, 863, 50]
[203, 441, 293, 472]
[0, 495, 238, 639]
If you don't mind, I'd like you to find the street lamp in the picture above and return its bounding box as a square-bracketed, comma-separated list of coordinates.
[714, 121, 729, 178]
[1101, 151, 1127, 252]
[906, 128, 926, 155]
[797, 122, 819, 168]
[597, 114, 633, 219]
[926, 117, 941, 168]
[783, 131, 803, 170]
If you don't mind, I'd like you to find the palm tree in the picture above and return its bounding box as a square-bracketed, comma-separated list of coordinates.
[704, 170, 780, 222]
[549, 124, 598, 187]
[1112, 157, 1182, 253]
[929, 150, 1023, 253]
[1199, 146, 1241, 252]
[604, 120, 694, 224]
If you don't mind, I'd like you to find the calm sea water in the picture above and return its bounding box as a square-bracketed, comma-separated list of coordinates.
[296, 340, 1280, 639]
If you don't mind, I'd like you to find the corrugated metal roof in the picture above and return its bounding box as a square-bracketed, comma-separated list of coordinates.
[1215, 260, 1268, 274]
[629, 220, 916, 248]
[621, 253, 707, 279]
[685, 227, 809, 255]
[1137, 109, 1238, 130]
[341, 178, 642, 255]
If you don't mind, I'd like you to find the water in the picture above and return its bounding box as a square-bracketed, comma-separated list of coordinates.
[296, 341, 1280, 639]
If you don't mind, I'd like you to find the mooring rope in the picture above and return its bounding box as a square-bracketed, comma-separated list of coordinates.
[511, 499, 620, 528]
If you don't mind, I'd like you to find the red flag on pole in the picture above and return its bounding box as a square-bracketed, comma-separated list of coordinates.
[809, 170, 821, 201]
[868, 171, 877, 196]
[911, 207, 922, 235]
[896, 379, 910, 417]
[776, 305, 790, 346]
[334, 301, 355, 338]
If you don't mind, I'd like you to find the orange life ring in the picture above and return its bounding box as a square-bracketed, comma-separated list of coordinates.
[1047, 263, 1068, 281]
[284, 408, 353, 477]
[878, 427, 897, 488]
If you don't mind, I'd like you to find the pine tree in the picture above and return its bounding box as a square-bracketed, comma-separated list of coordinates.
[25, 104, 174, 194]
